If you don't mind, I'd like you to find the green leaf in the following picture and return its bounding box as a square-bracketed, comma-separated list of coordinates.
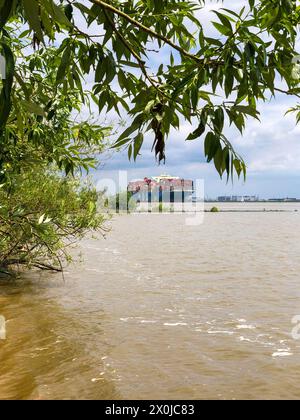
[119, 61, 141, 68]
[145, 100, 156, 114]
[204, 132, 220, 162]
[64, 4, 73, 22]
[225, 71, 234, 97]
[118, 70, 129, 92]
[21, 101, 45, 117]
[220, 8, 240, 19]
[0, 42, 14, 129]
[212, 11, 234, 33]
[234, 105, 260, 120]
[0, 0, 13, 30]
[214, 147, 224, 177]
[233, 159, 242, 177]
[133, 132, 143, 160]
[105, 56, 116, 84]
[48, 0, 72, 27]
[111, 138, 131, 149]
[212, 22, 232, 36]
[213, 108, 225, 133]
[187, 122, 205, 140]
[128, 144, 133, 161]
[56, 46, 72, 83]
[23, 0, 44, 42]
[117, 122, 140, 142]
[95, 59, 106, 83]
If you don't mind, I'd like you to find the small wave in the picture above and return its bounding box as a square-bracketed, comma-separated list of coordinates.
[239, 336, 255, 343]
[103, 248, 121, 255]
[272, 351, 293, 358]
[91, 377, 105, 383]
[206, 320, 217, 325]
[207, 330, 234, 335]
[236, 324, 256, 330]
[120, 317, 144, 323]
[86, 246, 103, 251]
[120, 318, 129, 322]
[164, 322, 188, 326]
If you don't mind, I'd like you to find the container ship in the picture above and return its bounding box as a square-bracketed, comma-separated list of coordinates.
[128, 175, 194, 205]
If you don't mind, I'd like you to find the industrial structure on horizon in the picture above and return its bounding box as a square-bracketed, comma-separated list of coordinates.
[217, 196, 300, 203]
[218, 195, 259, 202]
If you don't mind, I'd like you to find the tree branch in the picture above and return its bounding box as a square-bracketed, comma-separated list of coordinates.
[90, 0, 204, 64]
[101, 6, 166, 96]
[274, 86, 300, 99]
[89, 0, 300, 104]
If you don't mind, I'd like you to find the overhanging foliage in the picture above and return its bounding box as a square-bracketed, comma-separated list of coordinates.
[1, 0, 299, 180]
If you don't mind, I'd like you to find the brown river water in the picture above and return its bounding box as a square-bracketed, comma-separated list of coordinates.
[1, 203, 300, 400]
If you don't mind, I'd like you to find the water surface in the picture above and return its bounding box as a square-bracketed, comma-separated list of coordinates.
[1, 204, 300, 400]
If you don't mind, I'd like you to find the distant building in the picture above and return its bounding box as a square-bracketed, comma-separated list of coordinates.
[269, 198, 299, 202]
[128, 175, 194, 204]
[243, 196, 259, 202]
[218, 196, 232, 202]
[218, 195, 259, 202]
[232, 196, 244, 202]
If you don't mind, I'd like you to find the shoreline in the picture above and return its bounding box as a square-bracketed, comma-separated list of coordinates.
[116, 209, 299, 214]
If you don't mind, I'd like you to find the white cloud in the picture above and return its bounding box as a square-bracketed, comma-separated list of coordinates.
[75, 0, 300, 198]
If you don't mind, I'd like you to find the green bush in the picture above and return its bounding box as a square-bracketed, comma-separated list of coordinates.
[107, 191, 136, 213]
[0, 168, 105, 273]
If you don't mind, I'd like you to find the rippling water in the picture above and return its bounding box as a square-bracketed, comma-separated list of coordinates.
[1, 204, 300, 400]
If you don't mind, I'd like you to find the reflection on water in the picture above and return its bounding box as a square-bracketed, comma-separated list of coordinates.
[1, 204, 300, 400]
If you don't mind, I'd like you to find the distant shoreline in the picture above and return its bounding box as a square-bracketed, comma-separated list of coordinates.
[203, 201, 300, 204]
[205, 209, 298, 213]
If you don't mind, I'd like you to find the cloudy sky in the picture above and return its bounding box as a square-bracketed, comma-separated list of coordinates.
[88, 0, 300, 199]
